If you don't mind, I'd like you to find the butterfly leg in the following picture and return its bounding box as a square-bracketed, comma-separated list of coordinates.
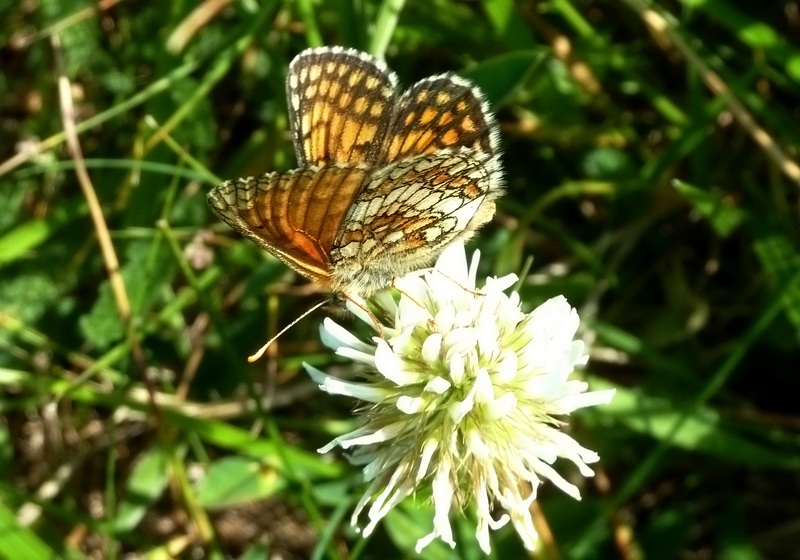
[342, 293, 386, 338]
[390, 278, 429, 312]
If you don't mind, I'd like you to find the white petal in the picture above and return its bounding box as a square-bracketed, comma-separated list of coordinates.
[360, 452, 392, 480]
[416, 467, 456, 552]
[416, 438, 438, 482]
[474, 481, 493, 554]
[303, 363, 329, 385]
[319, 378, 387, 402]
[475, 479, 511, 553]
[448, 379, 478, 423]
[319, 318, 374, 353]
[448, 353, 465, 385]
[385, 328, 414, 354]
[365, 470, 414, 537]
[530, 296, 580, 340]
[527, 458, 582, 500]
[555, 388, 616, 412]
[486, 391, 517, 419]
[394, 273, 429, 302]
[483, 273, 518, 293]
[443, 327, 479, 360]
[437, 240, 469, 277]
[424, 376, 451, 394]
[337, 423, 404, 449]
[396, 395, 425, 414]
[373, 339, 418, 385]
[351, 480, 376, 527]
[434, 304, 456, 334]
[318, 425, 373, 454]
[496, 350, 518, 383]
[431, 467, 456, 545]
[336, 346, 377, 367]
[509, 508, 539, 551]
[466, 429, 489, 460]
[453, 308, 476, 328]
[433, 241, 469, 286]
[467, 246, 480, 289]
[372, 289, 398, 318]
[421, 332, 443, 364]
[303, 363, 388, 401]
[472, 367, 495, 404]
[396, 290, 433, 328]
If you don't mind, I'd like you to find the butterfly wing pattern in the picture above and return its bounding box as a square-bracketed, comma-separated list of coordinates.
[286, 47, 397, 167]
[207, 46, 503, 297]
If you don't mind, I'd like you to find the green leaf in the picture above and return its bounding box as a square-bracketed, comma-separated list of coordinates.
[0, 201, 86, 266]
[0, 422, 12, 481]
[672, 179, 746, 237]
[384, 503, 452, 559]
[0, 274, 59, 340]
[113, 446, 172, 533]
[0, 220, 51, 265]
[590, 377, 800, 469]
[739, 22, 778, 48]
[582, 147, 633, 180]
[787, 55, 800, 80]
[481, 0, 537, 49]
[196, 457, 285, 508]
[78, 280, 126, 348]
[0, 495, 54, 560]
[239, 543, 271, 560]
[461, 50, 545, 108]
[753, 233, 800, 331]
[79, 239, 176, 348]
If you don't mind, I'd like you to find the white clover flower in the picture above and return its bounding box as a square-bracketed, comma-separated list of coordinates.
[304, 241, 615, 554]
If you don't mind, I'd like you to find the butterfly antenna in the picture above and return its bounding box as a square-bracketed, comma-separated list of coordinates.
[247, 299, 330, 363]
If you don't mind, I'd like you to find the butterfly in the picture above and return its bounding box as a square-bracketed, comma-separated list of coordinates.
[208, 46, 503, 300]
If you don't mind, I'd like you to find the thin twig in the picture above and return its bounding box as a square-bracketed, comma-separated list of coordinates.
[521, 5, 602, 96]
[0, 56, 202, 178]
[52, 35, 131, 324]
[166, 0, 231, 54]
[52, 34, 157, 412]
[621, 0, 800, 188]
[10, 0, 120, 49]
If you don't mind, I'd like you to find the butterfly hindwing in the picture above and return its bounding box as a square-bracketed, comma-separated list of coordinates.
[381, 74, 498, 164]
[328, 149, 503, 293]
[287, 47, 398, 167]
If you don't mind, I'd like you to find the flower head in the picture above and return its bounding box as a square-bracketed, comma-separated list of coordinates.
[304, 242, 615, 553]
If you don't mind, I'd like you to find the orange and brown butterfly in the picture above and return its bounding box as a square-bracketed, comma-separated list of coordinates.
[208, 46, 503, 304]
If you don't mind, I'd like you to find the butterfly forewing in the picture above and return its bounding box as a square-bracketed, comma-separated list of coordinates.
[208, 166, 371, 287]
[287, 47, 398, 167]
[381, 74, 498, 164]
